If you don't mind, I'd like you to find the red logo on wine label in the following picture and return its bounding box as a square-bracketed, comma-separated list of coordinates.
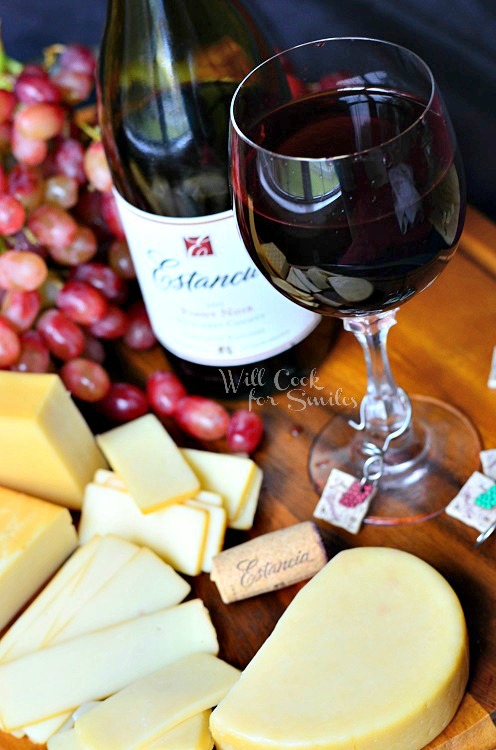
[184, 236, 214, 256]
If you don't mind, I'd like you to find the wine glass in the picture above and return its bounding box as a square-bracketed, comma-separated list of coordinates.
[230, 37, 480, 524]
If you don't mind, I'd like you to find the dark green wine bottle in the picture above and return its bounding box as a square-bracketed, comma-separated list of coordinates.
[98, 0, 330, 395]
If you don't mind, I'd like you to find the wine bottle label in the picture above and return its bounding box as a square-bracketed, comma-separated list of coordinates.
[114, 191, 321, 366]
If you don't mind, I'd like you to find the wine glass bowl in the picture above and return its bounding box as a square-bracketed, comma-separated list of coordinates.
[230, 37, 480, 524]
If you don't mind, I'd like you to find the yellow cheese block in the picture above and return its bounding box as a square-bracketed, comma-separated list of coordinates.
[0, 372, 107, 508]
[210, 547, 469, 750]
[0, 599, 218, 730]
[79, 483, 208, 576]
[148, 710, 213, 749]
[96, 414, 200, 512]
[75, 653, 240, 750]
[0, 486, 77, 632]
[181, 448, 258, 522]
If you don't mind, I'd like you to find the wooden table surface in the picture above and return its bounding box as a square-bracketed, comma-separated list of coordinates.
[4, 205, 496, 749]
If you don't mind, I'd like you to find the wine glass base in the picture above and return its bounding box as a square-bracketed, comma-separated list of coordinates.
[309, 395, 481, 526]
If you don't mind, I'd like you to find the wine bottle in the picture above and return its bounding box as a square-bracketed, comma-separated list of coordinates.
[98, 0, 333, 395]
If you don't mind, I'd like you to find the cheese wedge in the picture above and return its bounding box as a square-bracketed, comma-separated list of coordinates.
[48, 729, 82, 750]
[79, 483, 208, 575]
[181, 448, 257, 522]
[210, 547, 469, 750]
[0, 486, 77, 632]
[96, 414, 200, 512]
[0, 599, 218, 730]
[0, 372, 107, 508]
[75, 653, 240, 750]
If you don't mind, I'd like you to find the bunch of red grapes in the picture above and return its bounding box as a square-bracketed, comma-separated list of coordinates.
[0, 42, 263, 453]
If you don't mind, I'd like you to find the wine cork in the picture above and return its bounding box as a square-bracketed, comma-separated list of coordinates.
[210, 521, 327, 603]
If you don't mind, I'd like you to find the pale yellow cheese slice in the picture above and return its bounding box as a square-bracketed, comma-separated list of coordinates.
[0, 372, 107, 508]
[0, 486, 77, 632]
[196, 490, 223, 507]
[3, 535, 139, 660]
[185, 500, 227, 573]
[229, 466, 263, 530]
[210, 547, 469, 750]
[47, 729, 82, 750]
[181, 448, 256, 522]
[79, 483, 208, 576]
[75, 653, 240, 750]
[93, 468, 127, 491]
[0, 599, 218, 730]
[148, 710, 213, 749]
[0, 536, 99, 661]
[96, 414, 200, 512]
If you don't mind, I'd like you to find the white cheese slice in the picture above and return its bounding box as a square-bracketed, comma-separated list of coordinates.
[148, 710, 213, 749]
[0, 599, 218, 730]
[79, 483, 208, 576]
[96, 414, 200, 512]
[185, 500, 227, 573]
[210, 547, 469, 750]
[181, 448, 256, 522]
[47, 728, 82, 750]
[75, 653, 240, 750]
[229, 466, 263, 530]
[0, 536, 99, 662]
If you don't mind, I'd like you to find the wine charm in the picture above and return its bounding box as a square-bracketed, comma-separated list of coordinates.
[445, 471, 496, 532]
[313, 468, 377, 534]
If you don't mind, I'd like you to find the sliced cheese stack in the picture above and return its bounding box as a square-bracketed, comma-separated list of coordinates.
[210, 547, 469, 750]
[0, 534, 219, 744]
[96, 414, 200, 511]
[80, 419, 263, 575]
[0, 485, 77, 631]
[0, 372, 107, 508]
[74, 653, 240, 750]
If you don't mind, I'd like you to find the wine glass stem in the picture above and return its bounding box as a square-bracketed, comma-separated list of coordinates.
[344, 309, 411, 443]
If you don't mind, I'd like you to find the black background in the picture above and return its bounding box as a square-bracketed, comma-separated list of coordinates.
[1, 0, 495, 219]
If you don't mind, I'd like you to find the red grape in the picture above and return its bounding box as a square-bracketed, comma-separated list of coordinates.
[60, 357, 111, 402]
[226, 409, 264, 453]
[11, 330, 51, 373]
[54, 138, 86, 184]
[28, 203, 78, 251]
[52, 68, 93, 104]
[8, 164, 44, 212]
[44, 175, 79, 209]
[122, 301, 157, 350]
[48, 224, 97, 266]
[0, 195, 26, 235]
[97, 382, 149, 423]
[14, 103, 65, 141]
[174, 395, 230, 441]
[59, 44, 96, 77]
[0, 90, 16, 124]
[101, 191, 125, 239]
[0, 250, 48, 291]
[36, 308, 85, 360]
[56, 279, 108, 325]
[1, 289, 41, 331]
[147, 370, 187, 418]
[0, 165, 6, 194]
[0, 315, 21, 368]
[84, 141, 113, 192]
[15, 70, 61, 105]
[108, 239, 136, 279]
[69, 262, 126, 302]
[87, 304, 128, 339]
[82, 333, 106, 363]
[11, 128, 48, 166]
